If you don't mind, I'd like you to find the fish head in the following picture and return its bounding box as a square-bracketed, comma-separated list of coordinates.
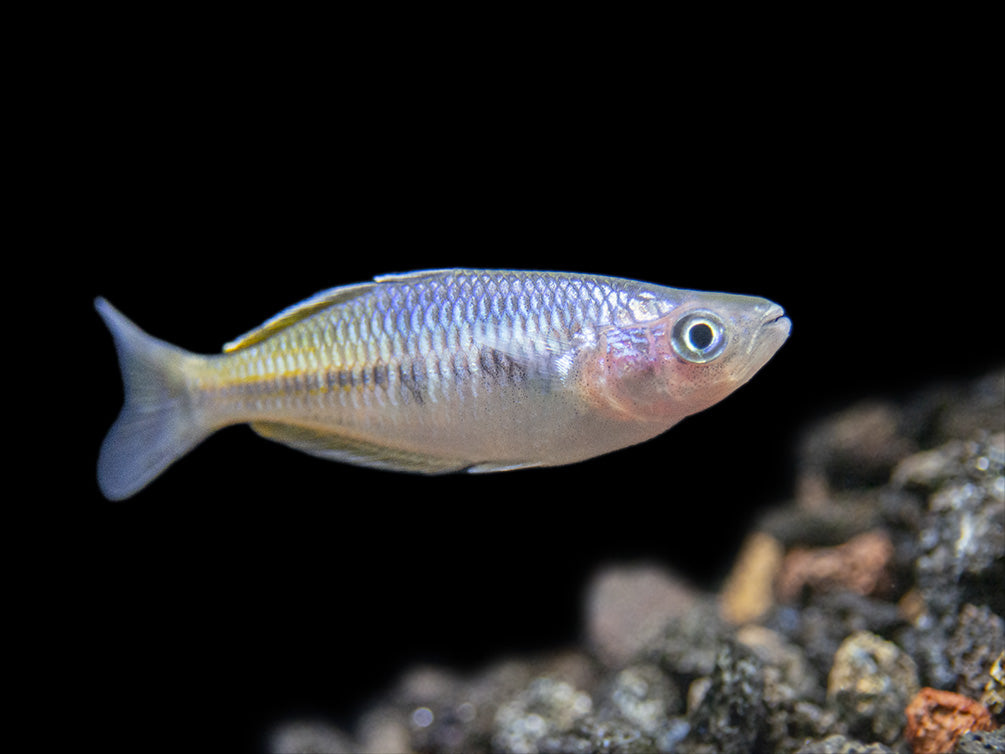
[594, 290, 791, 423]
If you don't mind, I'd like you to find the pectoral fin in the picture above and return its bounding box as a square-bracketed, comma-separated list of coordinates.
[470, 324, 585, 385]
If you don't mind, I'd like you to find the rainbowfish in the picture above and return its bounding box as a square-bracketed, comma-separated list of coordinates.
[96, 269, 790, 500]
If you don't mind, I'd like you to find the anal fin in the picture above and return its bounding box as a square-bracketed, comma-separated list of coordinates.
[250, 422, 470, 474]
[465, 460, 545, 473]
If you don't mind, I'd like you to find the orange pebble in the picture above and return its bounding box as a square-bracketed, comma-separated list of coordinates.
[904, 687, 996, 754]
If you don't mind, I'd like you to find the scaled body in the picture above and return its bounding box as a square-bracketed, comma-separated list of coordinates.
[96, 269, 790, 499]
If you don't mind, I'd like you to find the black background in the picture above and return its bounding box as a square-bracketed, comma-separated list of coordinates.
[51, 16, 1000, 753]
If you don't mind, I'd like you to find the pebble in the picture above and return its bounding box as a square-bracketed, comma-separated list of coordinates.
[982, 651, 1005, 716]
[898, 429, 1005, 690]
[492, 676, 593, 754]
[776, 530, 895, 603]
[719, 531, 784, 624]
[948, 603, 1005, 701]
[825, 630, 919, 745]
[584, 563, 697, 668]
[596, 663, 682, 735]
[793, 735, 894, 753]
[953, 728, 1005, 753]
[682, 640, 765, 754]
[903, 686, 996, 754]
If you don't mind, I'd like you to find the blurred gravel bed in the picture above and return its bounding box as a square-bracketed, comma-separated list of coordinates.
[270, 370, 1004, 754]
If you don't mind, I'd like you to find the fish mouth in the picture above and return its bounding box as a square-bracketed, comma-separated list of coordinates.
[761, 303, 787, 324]
[761, 304, 791, 336]
[741, 302, 790, 363]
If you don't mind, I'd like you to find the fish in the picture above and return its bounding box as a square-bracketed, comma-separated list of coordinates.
[96, 269, 790, 500]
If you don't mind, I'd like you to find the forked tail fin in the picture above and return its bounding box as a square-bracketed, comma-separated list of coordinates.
[95, 299, 212, 500]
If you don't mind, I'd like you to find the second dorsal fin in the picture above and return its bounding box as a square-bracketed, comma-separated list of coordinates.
[221, 269, 467, 353]
[222, 282, 377, 353]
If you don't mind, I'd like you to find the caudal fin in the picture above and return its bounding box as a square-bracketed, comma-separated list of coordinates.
[96, 299, 212, 500]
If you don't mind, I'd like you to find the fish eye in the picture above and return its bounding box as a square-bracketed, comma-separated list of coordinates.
[671, 310, 727, 363]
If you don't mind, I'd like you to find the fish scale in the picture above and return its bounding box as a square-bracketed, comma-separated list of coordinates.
[95, 268, 790, 499]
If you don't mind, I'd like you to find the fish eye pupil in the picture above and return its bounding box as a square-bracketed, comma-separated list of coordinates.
[688, 322, 714, 351]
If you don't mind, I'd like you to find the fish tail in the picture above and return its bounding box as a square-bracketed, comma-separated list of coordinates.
[95, 298, 212, 500]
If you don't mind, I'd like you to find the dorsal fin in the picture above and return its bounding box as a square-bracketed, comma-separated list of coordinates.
[222, 282, 377, 353]
[372, 268, 459, 284]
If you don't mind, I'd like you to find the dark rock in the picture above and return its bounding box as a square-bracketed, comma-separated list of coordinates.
[766, 591, 905, 685]
[948, 604, 1005, 701]
[267, 721, 356, 753]
[596, 663, 682, 733]
[759, 492, 887, 549]
[953, 727, 1005, 753]
[492, 675, 594, 754]
[651, 599, 733, 683]
[538, 717, 658, 754]
[681, 640, 766, 754]
[797, 402, 917, 493]
[982, 651, 1005, 720]
[761, 669, 841, 754]
[740, 625, 842, 752]
[794, 734, 895, 753]
[898, 430, 1005, 688]
[737, 624, 822, 702]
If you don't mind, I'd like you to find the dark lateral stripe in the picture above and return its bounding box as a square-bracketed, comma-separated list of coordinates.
[317, 362, 426, 404]
[400, 361, 425, 404]
[478, 347, 527, 381]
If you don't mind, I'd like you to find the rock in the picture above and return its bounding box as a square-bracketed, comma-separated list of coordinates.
[750, 628, 843, 754]
[920, 434, 1005, 583]
[681, 640, 766, 754]
[376, 655, 596, 754]
[736, 624, 821, 702]
[492, 676, 593, 754]
[797, 402, 916, 494]
[768, 591, 904, 686]
[793, 734, 895, 753]
[758, 492, 886, 549]
[584, 563, 698, 668]
[535, 717, 658, 754]
[929, 370, 1005, 445]
[892, 442, 968, 492]
[719, 531, 784, 624]
[355, 707, 412, 754]
[952, 727, 1005, 753]
[390, 664, 490, 753]
[776, 530, 895, 603]
[948, 604, 1005, 701]
[826, 630, 920, 745]
[596, 663, 682, 735]
[651, 599, 733, 682]
[267, 721, 356, 754]
[900, 431, 1005, 688]
[982, 651, 1005, 718]
[903, 687, 996, 754]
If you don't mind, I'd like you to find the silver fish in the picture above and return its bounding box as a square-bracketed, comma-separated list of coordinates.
[96, 269, 790, 499]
